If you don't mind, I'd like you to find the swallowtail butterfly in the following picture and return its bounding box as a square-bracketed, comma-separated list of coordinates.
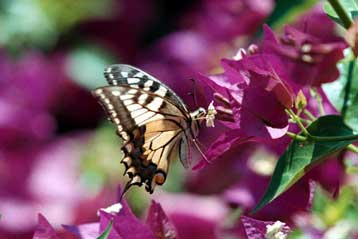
[92, 64, 214, 196]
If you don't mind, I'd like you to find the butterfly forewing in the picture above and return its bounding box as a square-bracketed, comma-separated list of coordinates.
[92, 65, 195, 194]
[104, 64, 189, 115]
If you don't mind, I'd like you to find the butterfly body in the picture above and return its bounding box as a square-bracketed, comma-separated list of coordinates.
[92, 64, 206, 194]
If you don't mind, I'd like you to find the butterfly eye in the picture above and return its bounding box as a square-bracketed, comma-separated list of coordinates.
[198, 107, 207, 117]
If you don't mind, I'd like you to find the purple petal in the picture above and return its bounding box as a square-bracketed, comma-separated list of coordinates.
[262, 24, 278, 47]
[241, 216, 268, 239]
[241, 216, 290, 239]
[193, 130, 252, 170]
[306, 180, 317, 211]
[33, 214, 60, 239]
[0, 100, 55, 145]
[154, 193, 229, 239]
[199, 53, 292, 142]
[99, 212, 122, 239]
[261, 23, 346, 87]
[193, 0, 274, 41]
[99, 200, 155, 239]
[196, 73, 240, 101]
[266, 125, 289, 139]
[63, 223, 100, 239]
[146, 200, 177, 239]
[223, 186, 255, 209]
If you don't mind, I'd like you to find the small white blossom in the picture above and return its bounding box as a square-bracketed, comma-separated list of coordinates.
[206, 101, 217, 127]
[301, 43, 312, 53]
[265, 221, 288, 239]
[97, 203, 122, 216]
[233, 48, 246, 60]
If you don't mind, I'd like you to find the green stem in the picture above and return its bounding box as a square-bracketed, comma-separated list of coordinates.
[300, 118, 312, 125]
[342, 60, 355, 117]
[311, 88, 325, 116]
[286, 109, 310, 136]
[289, 118, 311, 125]
[286, 132, 307, 141]
[347, 144, 358, 153]
[287, 132, 358, 152]
[328, 0, 353, 29]
[303, 109, 316, 121]
[310, 134, 358, 142]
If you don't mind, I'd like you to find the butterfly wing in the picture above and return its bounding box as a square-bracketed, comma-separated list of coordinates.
[92, 69, 192, 194]
[104, 64, 189, 114]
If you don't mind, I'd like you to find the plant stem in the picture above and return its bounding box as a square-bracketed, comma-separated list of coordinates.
[328, 0, 353, 29]
[300, 118, 312, 125]
[286, 132, 307, 141]
[347, 144, 358, 153]
[311, 88, 325, 116]
[286, 109, 310, 136]
[286, 130, 358, 143]
[289, 117, 311, 125]
[303, 109, 316, 121]
[342, 60, 355, 117]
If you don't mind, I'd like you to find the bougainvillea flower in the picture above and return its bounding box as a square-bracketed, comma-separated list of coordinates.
[241, 216, 291, 239]
[262, 24, 346, 88]
[0, 52, 63, 145]
[63, 223, 99, 239]
[0, 135, 95, 236]
[195, 52, 293, 165]
[145, 201, 177, 239]
[201, 53, 293, 137]
[154, 192, 229, 239]
[65, 199, 176, 239]
[192, 130, 253, 170]
[98, 207, 155, 239]
[0, 52, 64, 111]
[190, 0, 274, 41]
[33, 214, 60, 239]
[293, 6, 344, 43]
[0, 100, 55, 146]
[187, 141, 256, 194]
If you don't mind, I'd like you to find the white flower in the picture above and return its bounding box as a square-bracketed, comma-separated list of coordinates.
[265, 221, 288, 239]
[97, 202, 122, 216]
[233, 48, 246, 60]
[206, 101, 217, 127]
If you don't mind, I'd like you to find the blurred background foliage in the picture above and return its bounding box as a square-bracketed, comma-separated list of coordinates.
[0, 0, 357, 238]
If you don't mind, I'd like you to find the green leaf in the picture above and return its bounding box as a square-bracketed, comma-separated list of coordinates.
[265, 0, 318, 29]
[323, 53, 358, 132]
[253, 115, 357, 212]
[323, 0, 358, 27]
[97, 220, 113, 239]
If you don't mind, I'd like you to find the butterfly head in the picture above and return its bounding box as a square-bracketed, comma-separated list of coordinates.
[191, 107, 207, 123]
[190, 107, 207, 136]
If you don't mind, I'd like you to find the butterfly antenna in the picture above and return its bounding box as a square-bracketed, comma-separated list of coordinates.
[196, 138, 208, 150]
[189, 78, 199, 108]
[192, 139, 211, 164]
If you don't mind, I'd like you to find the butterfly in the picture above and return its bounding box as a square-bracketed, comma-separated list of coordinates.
[92, 64, 215, 197]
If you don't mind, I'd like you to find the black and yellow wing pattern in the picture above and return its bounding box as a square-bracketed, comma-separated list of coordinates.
[92, 64, 204, 195]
